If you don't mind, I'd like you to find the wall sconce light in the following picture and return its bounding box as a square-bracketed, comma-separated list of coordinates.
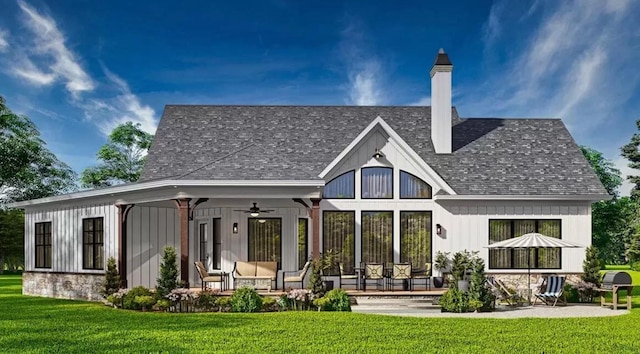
[372, 148, 384, 159]
[232, 222, 238, 234]
[436, 224, 442, 235]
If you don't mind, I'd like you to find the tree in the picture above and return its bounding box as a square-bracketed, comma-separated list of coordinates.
[1, 96, 76, 271]
[621, 120, 640, 200]
[80, 122, 153, 188]
[581, 146, 637, 263]
[581, 246, 601, 286]
[156, 246, 179, 299]
[101, 257, 120, 297]
[0, 96, 76, 203]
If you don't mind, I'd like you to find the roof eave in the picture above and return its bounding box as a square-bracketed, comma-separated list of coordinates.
[434, 194, 612, 202]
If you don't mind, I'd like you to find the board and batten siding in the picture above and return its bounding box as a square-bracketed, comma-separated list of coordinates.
[24, 203, 118, 273]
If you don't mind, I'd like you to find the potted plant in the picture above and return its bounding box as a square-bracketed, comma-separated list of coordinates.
[433, 251, 450, 288]
[451, 250, 479, 292]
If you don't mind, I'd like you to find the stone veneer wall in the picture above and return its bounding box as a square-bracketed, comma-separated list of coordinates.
[23, 271, 104, 301]
[493, 273, 582, 290]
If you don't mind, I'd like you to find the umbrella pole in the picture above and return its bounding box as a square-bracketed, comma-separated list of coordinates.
[527, 249, 531, 305]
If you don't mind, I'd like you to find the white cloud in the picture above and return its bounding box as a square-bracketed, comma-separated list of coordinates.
[348, 60, 381, 106]
[0, 30, 8, 52]
[409, 96, 431, 106]
[464, 0, 639, 136]
[482, 1, 505, 47]
[15, 0, 94, 96]
[13, 56, 56, 85]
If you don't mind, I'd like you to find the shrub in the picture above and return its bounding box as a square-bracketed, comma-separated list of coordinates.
[156, 246, 179, 299]
[155, 299, 171, 312]
[315, 289, 350, 312]
[195, 289, 219, 311]
[134, 295, 156, 312]
[101, 257, 120, 297]
[123, 286, 153, 310]
[582, 246, 601, 286]
[215, 297, 230, 312]
[229, 287, 262, 313]
[107, 288, 128, 308]
[440, 287, 470, 313]
[287, 289, 315, 310]
[262, 297, 277, 311]
[167, 288, 198, 312]
[307, 259, 325, 298]
[570, 280, 599, 303]
[468, 259, 495, 312]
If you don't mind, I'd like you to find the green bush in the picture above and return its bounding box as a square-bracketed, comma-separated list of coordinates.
[262, 297, 276, 311]
[123, 286, 153, 310]
[195, 289, 219, 311]
[155, 299, 171, 311]
[307, 259, 325, 297]
[214, 297, 230, 312]
[229, 287, 262, 313]
[156, 247, 179, 299]
[101, 257, 120, 297]
[468, 259, 495, 312]
[315, 289, 351, 312]
[134, 295, 156, 312]
[440, 287, 470, 313]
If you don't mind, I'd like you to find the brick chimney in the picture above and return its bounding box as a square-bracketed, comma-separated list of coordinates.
[430, 48, 453, 154]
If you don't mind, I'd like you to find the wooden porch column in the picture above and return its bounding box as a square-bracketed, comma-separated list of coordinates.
[311, 198, 322, 260]
[173, 198, 191, 286]
[117, 204, 134, 288]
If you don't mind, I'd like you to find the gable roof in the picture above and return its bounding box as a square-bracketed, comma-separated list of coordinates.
[141, 105, 607, 196]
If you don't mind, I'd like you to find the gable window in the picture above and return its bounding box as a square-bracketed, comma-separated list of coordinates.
[323, 171, 355, 198]
[361, 167, 393, 199]
[361, 211, 393, 264]
[35, 222, 52, 269]
[298, 219, 308, 270]
[489, 219, 561, 269]
[248, 218, 281, 267]
[400, 171, 432, 199]
[83, 217, 104, 270]
[323, 211, 355, 274]
[400, 211, 432, 269]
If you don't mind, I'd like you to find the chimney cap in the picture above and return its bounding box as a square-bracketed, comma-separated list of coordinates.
[433, 48, 452, 66]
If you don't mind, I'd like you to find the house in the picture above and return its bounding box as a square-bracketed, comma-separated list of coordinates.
[9, 49, 608, 300]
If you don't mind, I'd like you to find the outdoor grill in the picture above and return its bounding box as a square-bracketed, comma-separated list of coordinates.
[601, 271, 632, 290]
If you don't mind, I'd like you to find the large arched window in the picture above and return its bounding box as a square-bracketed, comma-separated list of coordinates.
[361, 167, 393, 199]
[323, 170, 355, 199]
[400, 171, 432, 199]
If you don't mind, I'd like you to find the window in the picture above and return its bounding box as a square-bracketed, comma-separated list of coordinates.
[298, 219, 308, 270]
[35, 222, 52, 268]
[489, 219, 561, 269]
[400, 171, 432, 199]
[323, 211, 355, 274]
[83, 218, 104, 270]
[199, 223, 207, 264]
[362, 167, 393, 199]
[212, 218, 222, 269]
[323, 171, 355, 198]
[361, 211, 393, 264]
[400, 211, 432, 269]
[248, 218, 281, 267]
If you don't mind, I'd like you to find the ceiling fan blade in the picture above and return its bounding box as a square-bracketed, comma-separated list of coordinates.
[261, 209, 275, 213]
[233, 210, 251, 213]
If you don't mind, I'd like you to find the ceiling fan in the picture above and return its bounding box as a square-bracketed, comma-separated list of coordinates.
[234, 203, 274, 217]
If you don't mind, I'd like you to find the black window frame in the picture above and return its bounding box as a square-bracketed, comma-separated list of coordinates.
[322, 210, 356, 273]
[212, 218, 222, 270]
[361, 166, 394, 199]
[399, 211, 433, 269]
[198, 222, 207, 264]
[322, 170, 356, 199]
[399, 170, 433, 199]
[298, 218, 308, 270]
[82, 217, 104, 270]
[360, 210, 394, 265]
[35, 222, 52, 269]
[488, 219, 562, 270]
[247, 217, 282, 269]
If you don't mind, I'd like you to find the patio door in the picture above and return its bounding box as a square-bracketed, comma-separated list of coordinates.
[211, 218, 222, 269]
[248, 218, 282, 267]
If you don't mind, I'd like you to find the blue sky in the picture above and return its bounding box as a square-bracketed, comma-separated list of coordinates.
[0, 0, 639, 194]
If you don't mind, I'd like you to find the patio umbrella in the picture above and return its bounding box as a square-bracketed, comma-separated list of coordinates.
[485, 233, 583, 302]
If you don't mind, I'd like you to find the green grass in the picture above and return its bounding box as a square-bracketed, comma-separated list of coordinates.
[1, 276, 640, 353]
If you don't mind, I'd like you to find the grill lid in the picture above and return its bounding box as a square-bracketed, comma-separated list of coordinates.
[601, 271, 632, 289]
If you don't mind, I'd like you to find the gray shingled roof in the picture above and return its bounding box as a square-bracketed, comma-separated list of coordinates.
[141, 105, 606, 196]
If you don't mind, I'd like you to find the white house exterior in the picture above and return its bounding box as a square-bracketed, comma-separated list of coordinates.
[10, 50, 608, 300]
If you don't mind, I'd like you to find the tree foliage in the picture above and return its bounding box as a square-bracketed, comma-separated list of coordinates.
[581, 145, 637, 263]
[621, 120, 640, 200]
[156, 246, 179, 299]
[0, 209, 24, 273]
[80, 122, 153, 188]
[0, 96, 76, 203]
[581, 246, 601, 286]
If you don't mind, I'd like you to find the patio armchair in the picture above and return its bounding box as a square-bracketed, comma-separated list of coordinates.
[339, 263, 359, 290]
[282, 261, 311, 289]
[194, 261, 226, 291]
[362, 263, 385, 291]
[388, 263, 413, 291]
[486, 276, 520, 306]
[533, 275, 567, 307]
[411, 262, 432, 291]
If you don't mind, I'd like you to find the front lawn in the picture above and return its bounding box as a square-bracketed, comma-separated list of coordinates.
[1, 276, 639, 353]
